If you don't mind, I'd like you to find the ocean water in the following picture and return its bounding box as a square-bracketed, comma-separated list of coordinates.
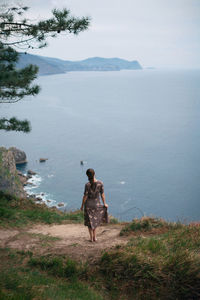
[1, 69, 200, 222]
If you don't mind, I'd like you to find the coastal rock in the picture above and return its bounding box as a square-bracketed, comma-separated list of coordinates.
[9, 147, 27, 165]
[17, 171, 28, 186]
[27, 170, 37, 176]
[36, 197, 42, 201]
[39, 158, 48, 162]
[58, 202, 64, 207]
[0, 147, 26, 198]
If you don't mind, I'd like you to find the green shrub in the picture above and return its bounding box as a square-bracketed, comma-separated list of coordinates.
[120, 217, 170, 236]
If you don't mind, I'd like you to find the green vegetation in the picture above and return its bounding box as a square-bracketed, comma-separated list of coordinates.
[0, 249, 103, 300]
[0, 3, 90, 132]
[1, 224, 200, 299]
[99, 224, 200, 299]
[109, 216, 119, 224]
[29, 255, 88, 279]
[0, 192, 200, 299]
[0, 191, 84, 227]
[120, 217, 181, 235]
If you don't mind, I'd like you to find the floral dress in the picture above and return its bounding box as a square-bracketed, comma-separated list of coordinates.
[84, 180, 108, 229]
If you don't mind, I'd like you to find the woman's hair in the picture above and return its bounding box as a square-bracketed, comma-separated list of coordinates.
[86, 168, 96, 190]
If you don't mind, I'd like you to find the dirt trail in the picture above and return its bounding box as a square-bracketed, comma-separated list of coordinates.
[0, 224, 128, 262]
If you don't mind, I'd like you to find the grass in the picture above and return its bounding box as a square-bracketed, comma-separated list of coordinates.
[0, 248, 103, 300]
[0, 226, 200, 300]
[97, 223, 200, 299]
[1, 191, 200, 299]
[28, 254, 88, 279]
[109, 216, 119, 224]
[0, 191, 84, 227]
[119, 216, 182, 236]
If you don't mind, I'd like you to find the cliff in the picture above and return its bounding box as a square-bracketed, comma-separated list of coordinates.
[0, 147, 26, 198]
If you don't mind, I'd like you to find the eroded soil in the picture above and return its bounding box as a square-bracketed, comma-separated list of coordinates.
[0, 224, 128, 263]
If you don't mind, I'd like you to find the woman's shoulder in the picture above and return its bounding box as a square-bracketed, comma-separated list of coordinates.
[85, 180, 103, 186]
[97, 180, 103, 185]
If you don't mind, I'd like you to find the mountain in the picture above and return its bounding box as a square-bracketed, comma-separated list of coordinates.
[17, 53, 142, 75]
[17, 53, 66, 75]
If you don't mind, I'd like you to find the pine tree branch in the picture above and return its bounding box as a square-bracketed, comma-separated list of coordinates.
[0, 117, 31, 132]
[0, 4, 90, 132]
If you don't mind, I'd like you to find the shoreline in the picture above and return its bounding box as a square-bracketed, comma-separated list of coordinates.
[18, 168, 65, 210]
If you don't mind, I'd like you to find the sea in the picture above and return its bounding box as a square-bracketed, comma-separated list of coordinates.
[0, 69, 200, 222]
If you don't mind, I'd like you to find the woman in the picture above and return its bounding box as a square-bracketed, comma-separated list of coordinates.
[80, 168, 108, 242]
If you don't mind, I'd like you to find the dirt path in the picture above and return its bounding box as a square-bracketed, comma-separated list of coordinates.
[0, 224, 129, 263]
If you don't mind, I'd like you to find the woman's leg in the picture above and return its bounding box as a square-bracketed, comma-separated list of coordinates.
[88, 227, 93, 241]
[93, 228, 97, 241]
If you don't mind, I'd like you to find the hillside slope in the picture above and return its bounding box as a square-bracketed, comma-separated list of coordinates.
[17, 53, 142, 75]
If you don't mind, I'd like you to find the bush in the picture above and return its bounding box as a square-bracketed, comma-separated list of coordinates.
[120, 217, 170, 236]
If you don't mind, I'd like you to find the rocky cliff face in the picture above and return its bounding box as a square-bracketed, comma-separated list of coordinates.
[9, 147, 27, 164]
[0, 147, 26, 198]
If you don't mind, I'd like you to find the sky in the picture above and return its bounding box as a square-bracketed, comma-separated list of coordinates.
[2, 0, 200, 68]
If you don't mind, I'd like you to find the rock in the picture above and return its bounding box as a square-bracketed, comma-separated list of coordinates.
[25, 182, 34, 186]
[57, 202, 64, 207]
[36, 197, 42, 201]
[27, 170, 37, 176]
[9, 147, 27, 165]
[17, 171, 28, 186]
[47, 200, 51, 203]
[0, 147, 26, 198]
[39, 158, 48, 162]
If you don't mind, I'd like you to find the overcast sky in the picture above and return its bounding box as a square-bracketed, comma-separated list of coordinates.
[2, 0, 200, 68]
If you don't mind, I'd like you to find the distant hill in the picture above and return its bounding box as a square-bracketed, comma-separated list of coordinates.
[17, 53, 142, 75]
[17, 53, 65, 75]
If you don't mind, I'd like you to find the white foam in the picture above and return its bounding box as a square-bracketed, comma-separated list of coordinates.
[26, 174, 42, 188]
[47, 174, 54, 178]
[120, 181, 126, 185]
[35, 192, 57, 206]
[23, 173, 58, 207]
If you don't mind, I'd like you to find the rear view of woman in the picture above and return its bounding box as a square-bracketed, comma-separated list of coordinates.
[80, 168, 108, 242]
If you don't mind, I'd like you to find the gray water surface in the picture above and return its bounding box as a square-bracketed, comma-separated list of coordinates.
[1, 69, 200, 221]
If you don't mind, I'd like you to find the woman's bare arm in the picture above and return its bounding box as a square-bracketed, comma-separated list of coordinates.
[101, 193, 108, 208]
[80, 195, 87, 210]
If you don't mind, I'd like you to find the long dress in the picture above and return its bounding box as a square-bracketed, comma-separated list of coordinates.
[83, 180, 108, 229]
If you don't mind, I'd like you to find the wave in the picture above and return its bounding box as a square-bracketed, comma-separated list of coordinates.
[25, 174, 42, 189]
[24, 174, 57, 207]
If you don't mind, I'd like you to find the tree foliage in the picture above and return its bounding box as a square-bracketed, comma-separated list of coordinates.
[0, 117, 31, 132]
[0, 3, 90, 132]
[0, 43, 40, 103]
